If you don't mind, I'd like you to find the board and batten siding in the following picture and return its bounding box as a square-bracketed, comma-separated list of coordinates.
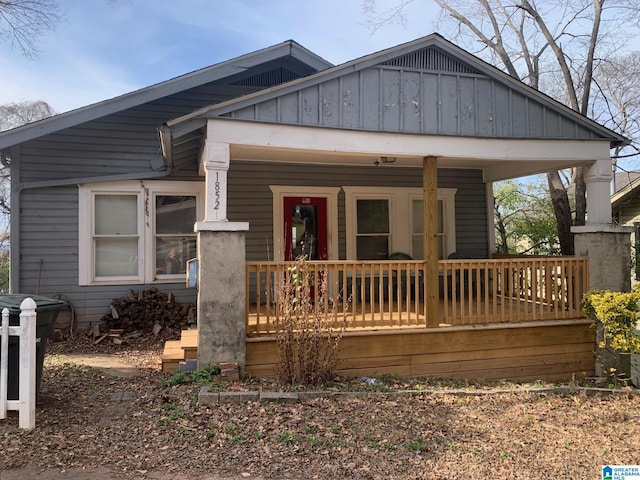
[227, 65, 597, 141]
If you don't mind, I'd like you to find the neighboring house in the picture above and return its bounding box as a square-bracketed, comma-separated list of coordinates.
[612, 170, 640, 281]
[0, 31, 629, 365]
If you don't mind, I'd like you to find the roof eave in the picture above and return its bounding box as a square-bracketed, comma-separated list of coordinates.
[0, 40, 332, 150]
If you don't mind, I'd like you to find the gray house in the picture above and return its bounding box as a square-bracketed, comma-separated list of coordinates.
[0, 34, 631, 378]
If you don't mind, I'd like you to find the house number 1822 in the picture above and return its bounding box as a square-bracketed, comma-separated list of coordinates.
[214, 172, 220, 210]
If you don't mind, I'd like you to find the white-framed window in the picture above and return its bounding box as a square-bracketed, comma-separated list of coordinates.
[344, 186, 456, 260]
[79, 180, 204, 285]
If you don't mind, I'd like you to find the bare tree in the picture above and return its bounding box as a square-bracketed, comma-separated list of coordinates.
[0, 100, 55, 219]
[365, 0, 640, 254]
[0, 99, 54, 131]
[0, 0, 62, 58]
[592, 52, 640, 188]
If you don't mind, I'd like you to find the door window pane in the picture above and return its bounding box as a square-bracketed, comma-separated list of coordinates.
[289, 204, 318, 259]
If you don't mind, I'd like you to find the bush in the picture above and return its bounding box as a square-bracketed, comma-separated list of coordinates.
[582, 288, 640, 353]
[275, 257, 347, 386]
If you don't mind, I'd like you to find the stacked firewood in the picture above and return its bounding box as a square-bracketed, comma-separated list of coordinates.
[100, 288, 196, 336]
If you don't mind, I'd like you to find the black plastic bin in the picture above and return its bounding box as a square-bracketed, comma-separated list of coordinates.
[0, 294, 67, 400]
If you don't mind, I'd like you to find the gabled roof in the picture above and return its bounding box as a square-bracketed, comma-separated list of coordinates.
[0, 40, 332, 149]
[612, 171, 640, 207]
[163, 33, 628, 150]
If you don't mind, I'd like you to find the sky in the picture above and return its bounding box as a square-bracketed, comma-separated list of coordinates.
[0, 0, 441, 114]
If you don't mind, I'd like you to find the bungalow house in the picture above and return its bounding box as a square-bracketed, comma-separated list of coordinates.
[0, 34, 632, 381]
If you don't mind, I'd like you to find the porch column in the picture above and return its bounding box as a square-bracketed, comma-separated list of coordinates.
[196, 140, 250, 373]
[423, 156, 439, 328]
[584, 158, 612, 225]
[572, 158, 632, 292]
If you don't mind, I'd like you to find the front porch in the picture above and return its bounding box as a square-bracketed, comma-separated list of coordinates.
[162, 256, 595, 380]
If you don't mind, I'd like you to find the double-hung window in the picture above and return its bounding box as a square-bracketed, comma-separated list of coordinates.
[344, 186, 456, 260]
[79, 180, 204, 285]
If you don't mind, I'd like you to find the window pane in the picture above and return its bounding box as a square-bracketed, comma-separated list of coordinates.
[156, 236, 196, 275]
[156, 196, 197, 234]
[412, 235, 423, 260]
[95, 237, 138, 276]
[95, 195, 137, 235]
[357, 199, 389, 234]
[356, 236, 389, 260]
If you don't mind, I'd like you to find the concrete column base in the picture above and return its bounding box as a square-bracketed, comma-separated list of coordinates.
[196, 221, 249, 372]
[572, 224, 633, 292]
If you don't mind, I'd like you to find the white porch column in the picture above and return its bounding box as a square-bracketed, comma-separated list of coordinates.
[572, 157, 632, 293]
[197, 140, 249, 373]
[202, 141, 230, 222]
[584, 158, 612, 225]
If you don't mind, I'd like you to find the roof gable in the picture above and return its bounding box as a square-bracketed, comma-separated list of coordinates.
[0, 40, 332, 149]
[169, 34, 626, 147]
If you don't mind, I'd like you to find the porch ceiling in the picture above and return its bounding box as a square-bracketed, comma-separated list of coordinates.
[228, 144, 583, 182]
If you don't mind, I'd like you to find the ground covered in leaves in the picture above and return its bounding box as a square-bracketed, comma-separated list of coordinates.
[1, 335, 640, 479]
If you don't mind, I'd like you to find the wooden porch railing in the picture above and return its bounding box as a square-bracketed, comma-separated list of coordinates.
[245, 257, 589, 335]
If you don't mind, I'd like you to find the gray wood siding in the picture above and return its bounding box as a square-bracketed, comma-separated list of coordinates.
[14, 83, 263, 328]
[228, 161, 488, 262]
[228, 66, 597, 141]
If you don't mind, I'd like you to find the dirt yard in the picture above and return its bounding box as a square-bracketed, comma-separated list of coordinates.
[1, 335, 639, 479]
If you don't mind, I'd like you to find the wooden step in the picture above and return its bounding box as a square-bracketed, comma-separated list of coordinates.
[181, 329, 198, 360]
[161, 330, 199, 373]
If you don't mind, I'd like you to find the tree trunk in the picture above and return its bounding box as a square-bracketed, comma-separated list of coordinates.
[547, 170, 574, 255]
[574, 167, 586, 227]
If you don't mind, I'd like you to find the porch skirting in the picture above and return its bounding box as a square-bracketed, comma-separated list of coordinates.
[245, 319, 595, 382]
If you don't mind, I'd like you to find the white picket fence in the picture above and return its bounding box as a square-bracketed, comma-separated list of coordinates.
[0, 297, 37, 429]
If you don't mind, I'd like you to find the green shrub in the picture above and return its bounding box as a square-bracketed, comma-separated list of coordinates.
[166, 364, 221, 386]
[582, 288, 640, 353]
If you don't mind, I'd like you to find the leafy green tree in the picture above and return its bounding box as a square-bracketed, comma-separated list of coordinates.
[494, 178, 561, 255]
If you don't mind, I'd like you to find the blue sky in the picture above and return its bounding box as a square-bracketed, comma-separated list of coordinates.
[0, 0, 440, 114]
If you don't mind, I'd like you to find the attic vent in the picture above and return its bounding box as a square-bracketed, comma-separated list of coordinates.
[230, 67, 303, 87]
[382, 47, 481, 74]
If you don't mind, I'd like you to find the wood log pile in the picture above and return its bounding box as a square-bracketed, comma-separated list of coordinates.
[100, 287, 196, 337]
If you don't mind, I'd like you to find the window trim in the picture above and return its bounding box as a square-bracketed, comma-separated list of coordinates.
[343, 186, 456, 260]
[79, 180, 204, 286]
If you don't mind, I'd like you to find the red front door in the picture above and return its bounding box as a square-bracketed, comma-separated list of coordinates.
[283, 196, 328, 261]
